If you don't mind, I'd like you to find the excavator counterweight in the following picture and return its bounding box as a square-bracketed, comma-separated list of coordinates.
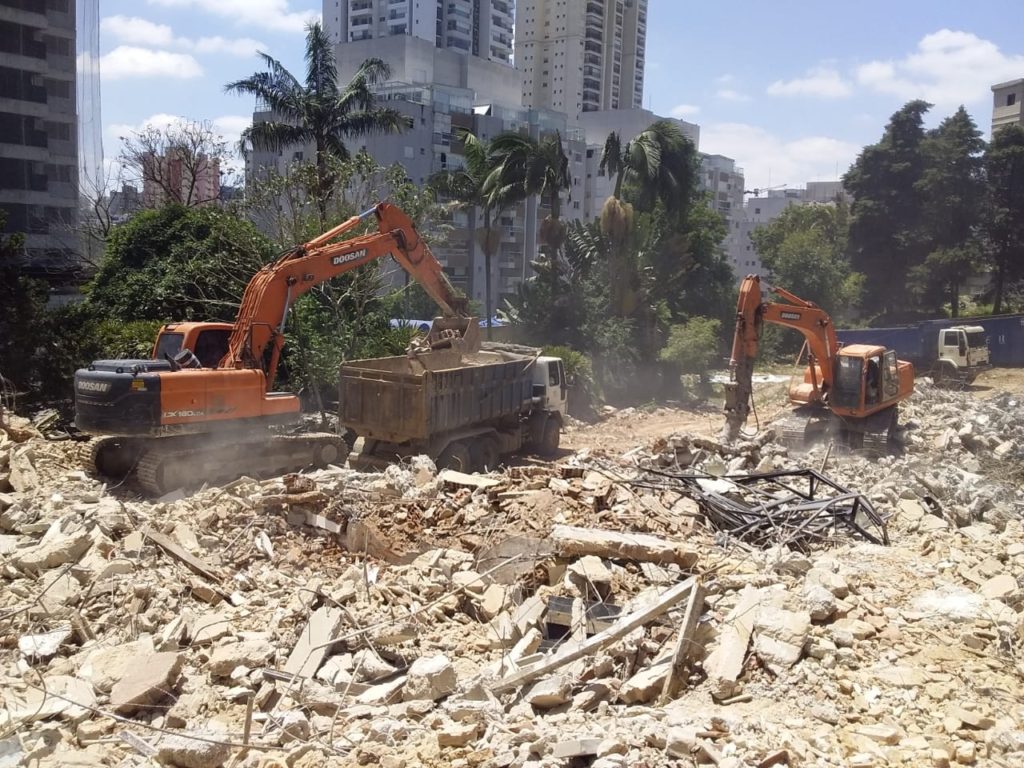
[722, 275, 915, 451]
[74, 203, 475, 494]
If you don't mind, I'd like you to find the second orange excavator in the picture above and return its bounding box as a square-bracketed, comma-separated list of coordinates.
[74, 203, 476, 494]
[723, 275, 915, 451]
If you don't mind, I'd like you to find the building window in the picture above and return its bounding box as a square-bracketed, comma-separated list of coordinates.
[754, 208, 760, 214]
[1009, 93, 1018, 107]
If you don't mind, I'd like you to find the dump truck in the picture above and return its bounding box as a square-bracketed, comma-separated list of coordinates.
[836, 323, 990, 385]
[339, 336, 567, 472]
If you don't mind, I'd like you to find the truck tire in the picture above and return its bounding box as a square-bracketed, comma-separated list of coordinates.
[538, 418, 561, 456]
[933, 361, 958, 387]
[477, 437, 500, 472]
[437, 441, 472, 472]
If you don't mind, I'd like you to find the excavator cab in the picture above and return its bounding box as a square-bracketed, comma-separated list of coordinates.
[829, 346, 912, 417]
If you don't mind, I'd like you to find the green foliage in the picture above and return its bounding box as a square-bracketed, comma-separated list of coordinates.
[659, 317, 721, 373]
[0, 212, 49, 403]
[87, 205, 275, 322]
[750, 202, 861, 321]
[984, 124, 1024, 314]
[915, 107, 986, 315]
[843, 100, 932, 316]
[659, 316, 721, 399]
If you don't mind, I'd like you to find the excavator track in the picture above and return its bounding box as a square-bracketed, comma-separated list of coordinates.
[774, 406, 899, 456]
[84, 433, 346, 496]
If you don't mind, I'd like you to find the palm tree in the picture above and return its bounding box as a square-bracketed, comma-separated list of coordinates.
[486, 131, 572, 262]
[225, 22, 409, 219]
[599, 120, 697, 216]
[597, 121, 697, 314]
[430, 130, 525, 337]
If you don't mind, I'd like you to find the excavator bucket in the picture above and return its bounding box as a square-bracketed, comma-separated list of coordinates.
[425, 316, 481, 355]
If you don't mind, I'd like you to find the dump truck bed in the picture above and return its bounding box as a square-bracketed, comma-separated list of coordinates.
[339, 349, 535, 444]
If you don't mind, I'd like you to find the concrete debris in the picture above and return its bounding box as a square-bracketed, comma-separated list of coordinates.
[154, 730, 232, 768]
[402, 654, 458, 701]
[2, 377, 1024, 766]
[109, 652, 183, 713]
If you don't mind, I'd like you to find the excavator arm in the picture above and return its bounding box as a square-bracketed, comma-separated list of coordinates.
[221, 202, 467, 383]
[722, 275, 839, 440]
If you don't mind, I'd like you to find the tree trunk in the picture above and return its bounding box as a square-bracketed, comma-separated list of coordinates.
[993, 259, 1006, 315]
[950, 281, 960, 318]
[315, 137, 328, 229]
[484, 208, 494, 341]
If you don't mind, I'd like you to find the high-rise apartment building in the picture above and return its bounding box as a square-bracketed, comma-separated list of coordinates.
[323, 0, 514, 64]
[517, 0, 648, 118]
[0, 0, 79, 272]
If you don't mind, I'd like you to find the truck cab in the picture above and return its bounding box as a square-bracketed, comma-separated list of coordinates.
[533, 356, 568, 419]
[936, 325, 990, 384]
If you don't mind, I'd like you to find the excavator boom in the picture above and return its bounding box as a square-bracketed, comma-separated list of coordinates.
[224, 202, 470, 382]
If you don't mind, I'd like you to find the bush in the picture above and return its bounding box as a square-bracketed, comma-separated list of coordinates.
[658, 316, 722, 399]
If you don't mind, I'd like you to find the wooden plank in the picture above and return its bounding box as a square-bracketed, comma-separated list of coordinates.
[658, 578, 706, 704]
[490, 577, 695, 693]
[142, 527, 224, 585]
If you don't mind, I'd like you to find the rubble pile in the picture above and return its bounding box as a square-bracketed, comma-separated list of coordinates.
[1, 381, 1023, 768]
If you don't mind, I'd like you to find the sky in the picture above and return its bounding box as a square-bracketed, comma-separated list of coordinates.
[96, 0, 1024, 190]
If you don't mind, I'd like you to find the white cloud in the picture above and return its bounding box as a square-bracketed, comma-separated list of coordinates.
[716, 74, 736, 85]
[716, 88, 751, 103]
[146, 0, 319, 33]
[101, 15, 264, 58]
[700, 122, 860, 191]
[670, 104, 700, 118]
[856, 29, 1024, 108]
[193, 36, 264, 57]
[100, 47, 203, 80]
[101, 15, 175, 47]
[107, 113, 184, 141]
[767, 67, 852, 99]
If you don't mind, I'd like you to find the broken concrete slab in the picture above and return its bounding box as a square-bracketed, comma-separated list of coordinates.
[78, 638, 156, 693]
[18, 625, 72, 660]
[525, 674, 572, 709]
[550, 524, 698, 568]
[154, 730, 232, 768]
[402, 655, 457, 701]
[208, 640, 274, 677]
[706, 584, 759, 700]
[754, 608, 811, 673]
[110, 651, 183, 714]
[12, 530, 91, 573]
[619, 660, 670, 704]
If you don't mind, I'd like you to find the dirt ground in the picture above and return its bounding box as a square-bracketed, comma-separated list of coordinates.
[566, 367, 1024, 455]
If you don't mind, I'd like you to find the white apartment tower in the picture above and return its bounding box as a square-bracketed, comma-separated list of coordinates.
[517, 0, 648, 118]
[323, 0, 514, 64]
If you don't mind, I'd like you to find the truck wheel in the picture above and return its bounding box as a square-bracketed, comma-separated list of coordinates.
[477, 437, 500, 472]
[313, 440, 346, 469]
[538, 418, 561, 456]
[437, 441, 472, 472]
[934, 361, 957, 387]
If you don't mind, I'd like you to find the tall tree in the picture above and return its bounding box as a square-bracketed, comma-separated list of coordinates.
[226, 22, 409, 221]
[984, 124, 1024, 314]
[843, 100, 931, 318]
[487, 130, 571, 262]
[914, 106, 985, 316]
[750, 202, 861, 318]
[430, 130, 525, 336]
[0, 212, 49, 401]
[597, 120, 699, 315]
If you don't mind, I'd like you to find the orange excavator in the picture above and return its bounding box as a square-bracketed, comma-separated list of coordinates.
[722, 275, 915, 451]
[74, 203, 476, 494]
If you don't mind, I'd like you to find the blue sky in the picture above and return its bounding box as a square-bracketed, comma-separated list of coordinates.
[98, 0, 1024, 189]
